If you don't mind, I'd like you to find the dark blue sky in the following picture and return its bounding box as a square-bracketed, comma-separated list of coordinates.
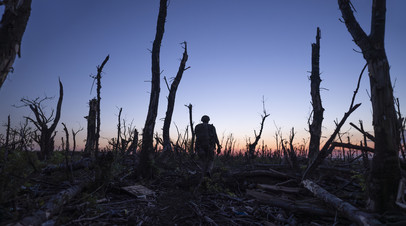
[0, 0, 405, 150]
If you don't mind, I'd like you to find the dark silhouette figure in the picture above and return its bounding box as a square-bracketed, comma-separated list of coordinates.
[195, 115, 221, 177]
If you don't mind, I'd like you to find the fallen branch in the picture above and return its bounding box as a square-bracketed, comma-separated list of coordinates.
[302, 179, 381, 225]
[42, 157, 94, 174]
[234, 169, 296, 180]
[247, 189, 333, 216]
[17, 179, 90, 226]
[257, 184, 303, 194]
[349, 122, 375, 142]
[331, 142, 374, 153]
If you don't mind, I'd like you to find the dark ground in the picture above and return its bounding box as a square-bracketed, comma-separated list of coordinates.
[1, 150, 406, 225]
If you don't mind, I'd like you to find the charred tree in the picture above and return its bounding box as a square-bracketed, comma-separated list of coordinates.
[248, 98, 270, 160]
[185, 103, 195, 154]
[115, 107, 122, 154]
[139, 0, 167, 178]
[338, 0, 401, 212]
[62, 122, 73, 182]
[71, 127, 83, 154]
[84, 98, 97, 156]
[127, 128, 138, 155]
[308, 27, 324, 161]
[395, 98, 405, 160]
[0, 0, 32, 89]
[4, 115, 10, 161]
[162, 42, 189, 154]
[93, 55, 109, 157]
[23, 80, 63, 160]
[303, 64, 365, 179]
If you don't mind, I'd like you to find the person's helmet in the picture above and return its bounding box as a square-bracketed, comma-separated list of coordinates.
[201, 115, 210, 123]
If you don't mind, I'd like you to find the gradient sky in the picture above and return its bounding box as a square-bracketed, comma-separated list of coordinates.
[0, 0, 405, 151]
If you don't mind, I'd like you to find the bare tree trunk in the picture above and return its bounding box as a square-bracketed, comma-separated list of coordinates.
[338, 0, 401, 212]
[139, 0, 167, 178]
[359, 121, 370, 170]
[4, 115, 10, 161]
[127, 128, 138, 155]
[303, 179, 382, 225]
[308, 27, 324, 161]
[185, 103, 195, 154]
[95, 55, 109, 157]
[248, 98, 269, 160]
[0, 0, 32, 89]
[84, 98, 97, 156]
[71, 126, 83, 154]
[288, 127, 299, 171]
[62, 122, 73, 182]
[395, 98, 405, 160]
[116, 107, 122, 154]
[162, 42, 189, 154]
[24, 80, 63, 160]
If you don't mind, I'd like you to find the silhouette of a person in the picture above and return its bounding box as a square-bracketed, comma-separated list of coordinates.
[195, 115, 221, 177]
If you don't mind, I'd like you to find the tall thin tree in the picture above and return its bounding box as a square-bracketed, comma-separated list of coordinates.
[93, 55, 109, 157]
[308, 27, 324, 161]
[162, 42, 189, 154]
[139, 0, 167, 178]
[338, 0, 401, 212]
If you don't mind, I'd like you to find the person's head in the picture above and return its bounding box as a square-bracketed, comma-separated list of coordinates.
[201, 115, 210, 123]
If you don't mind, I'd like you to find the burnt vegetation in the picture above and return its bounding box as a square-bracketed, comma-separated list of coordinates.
[1, 0, 406, 225]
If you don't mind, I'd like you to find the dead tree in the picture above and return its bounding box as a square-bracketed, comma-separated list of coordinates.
[22, 80, 63, 160]
[248, 98, 270, 160]
[308, 27, 324, 161]
[62, 122, 73, 182]
[303, 64, 365, 179]
[71, 126, 83, 153]
[395, 98, 405, 160]
[115, 107, 122, 154]
[92, 55, 109, 156]
[185, 103, 195, 154]
[4, 115, 10, 161]
[139, 0, 167, 178]
[162, 42, 189, 154]
[127, 128, 138, 155]
[303, 179, 382, 225]
[288, 127, 299, 171]
[338, 0, 401, 212]
[84, 98, 97, 156]
[0, 0, 32, 89]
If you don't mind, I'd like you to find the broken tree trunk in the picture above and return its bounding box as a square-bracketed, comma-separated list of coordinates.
[247, 189, 333, 217]
[162, 42, 189, 154]
[84, 98, 97, 156]
[4, 115, 10, 161]
[248, 98, 269, 160]
[308, 27, 324, 161]
[186, 103, 195, 154]
[24, 80, 64, 160]
[303, 63, 366, 179]
[303, 179, 381, 225]
[139, 0, 167, 178]
[16, 179, 90, 226]
[94, 55, 110, 157]
[42, 157, 93, 174]
[0, 0, 32, 89]
[116, 107, 122, 154]
[338, 0, 401, 212]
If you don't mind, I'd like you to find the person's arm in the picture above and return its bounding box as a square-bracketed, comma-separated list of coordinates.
[212, 126, 222, 153]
